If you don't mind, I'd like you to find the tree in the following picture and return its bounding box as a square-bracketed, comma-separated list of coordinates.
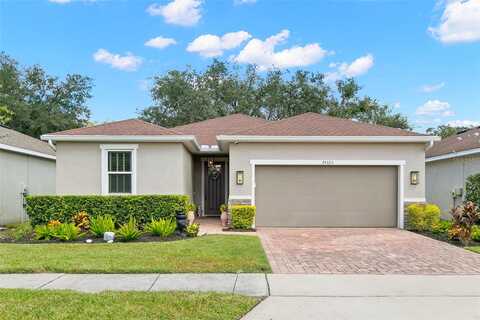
[139, 60, 410, 130]
[0, 52, 93, 137]
[0, 105, 14, 126]
[426, 125, 468, 139]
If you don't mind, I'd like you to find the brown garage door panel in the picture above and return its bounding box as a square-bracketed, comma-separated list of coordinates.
[255, 165, 398, 227]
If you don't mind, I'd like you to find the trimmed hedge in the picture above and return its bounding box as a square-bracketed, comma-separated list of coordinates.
[25, 195, 189, 227]
[466, 173, 480, 208]
[231, 205, 256, 230]
[405, 203, 441, 231]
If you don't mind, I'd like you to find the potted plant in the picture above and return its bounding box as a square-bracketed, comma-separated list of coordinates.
[220, 204, 228, 227]
[186, 203, 196, 226]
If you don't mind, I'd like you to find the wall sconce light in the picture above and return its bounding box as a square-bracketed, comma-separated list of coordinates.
[410, 171, 419, 185]
[236, 171, 244, 185]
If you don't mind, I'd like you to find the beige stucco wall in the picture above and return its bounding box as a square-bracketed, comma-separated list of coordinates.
[56, 142, 193, 196]
[0, 150, 56, 225]
[228, 142, 426, 202]
[426, 154, 480, 218]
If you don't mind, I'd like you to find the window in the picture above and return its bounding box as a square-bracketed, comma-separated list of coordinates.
[101, 145, 137, 195]
[108, 151, 132, 193]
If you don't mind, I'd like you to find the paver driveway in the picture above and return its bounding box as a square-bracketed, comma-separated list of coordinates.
[258, 228, 480, 274]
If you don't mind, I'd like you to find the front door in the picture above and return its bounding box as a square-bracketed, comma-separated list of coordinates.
[204, 161, 226, 216]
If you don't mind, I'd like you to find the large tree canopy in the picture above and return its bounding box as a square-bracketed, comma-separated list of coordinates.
[0, 52, 93, 138]
[139, 60, 410, 130]
[426, 124, 469, 139]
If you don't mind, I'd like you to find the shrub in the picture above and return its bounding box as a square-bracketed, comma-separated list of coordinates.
[6, 222, 33, 241]
[472, 225, 480, 242]
[406, 203, 441, 231]
[185, 223, 199, 237]
[89, 215, 116, 238]
[186, 202, 196, 213]
[34, 224, 57, 240]
[450, 201, 480, 246]
[431, 220, 453, 235]
[72, 212, 90, 231]
[145, 218, 176, 237]
[231, 205, 256, 230]
[25, 195, 189, 226]
[117, 217, 142, 241]
[465, 173, 480, 208]
[52, 223, 84, 241]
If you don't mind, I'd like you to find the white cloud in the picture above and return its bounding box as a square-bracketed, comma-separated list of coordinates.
[233, 29, 328, 71]
[147, 0, 202, 27]
[326, 54, 374, 81]
[447, 120, 480, 127]
[93, 49, 143, 71]
[416, 100, 454, 116]
[394, 102, 401, 109]
[187, 31, 251, 57]
[145, 36, 177, 49]
[429, 0, 480, 44]
[421, 82, 445, 93]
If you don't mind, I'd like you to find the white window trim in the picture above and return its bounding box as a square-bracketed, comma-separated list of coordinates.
[249, 159, 406, 229]
[101, 144, 138, 195]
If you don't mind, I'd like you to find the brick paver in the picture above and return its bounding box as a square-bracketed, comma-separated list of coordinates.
[258, 228, 480, 274]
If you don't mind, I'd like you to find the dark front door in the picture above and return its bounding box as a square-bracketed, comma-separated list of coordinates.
[204, 161, 226, 216]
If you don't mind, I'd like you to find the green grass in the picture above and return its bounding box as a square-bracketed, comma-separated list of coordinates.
[0, 235, 271, 273]
[466, 246, 480, 254]
[0, 289, 259, 320]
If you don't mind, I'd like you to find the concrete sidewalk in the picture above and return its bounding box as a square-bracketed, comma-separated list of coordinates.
[2, 274, 480, 319]
[0, 273, 269, 296]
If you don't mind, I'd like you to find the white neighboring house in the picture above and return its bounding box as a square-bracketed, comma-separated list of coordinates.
[0, 125, 56, 225]
[426, 127, 480, 218]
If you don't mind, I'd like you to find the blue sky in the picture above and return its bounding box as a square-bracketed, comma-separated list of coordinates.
[1, 0, 479, 132]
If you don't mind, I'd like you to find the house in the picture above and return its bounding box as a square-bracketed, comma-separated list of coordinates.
[41, 112, 437, 228]
[426, 127, 480, 217]
[0, 126, 56, 225]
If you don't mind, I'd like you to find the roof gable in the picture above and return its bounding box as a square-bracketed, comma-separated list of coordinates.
[229, 112, 422, 137]
[172, 114, 270, 145]
[48, 119, 181, 136]
[426, 127, 480, 158]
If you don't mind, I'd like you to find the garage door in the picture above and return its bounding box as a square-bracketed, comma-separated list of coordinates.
[255, 165, 398, 227]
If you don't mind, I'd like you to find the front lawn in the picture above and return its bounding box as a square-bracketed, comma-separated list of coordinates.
[467, 246, 480, 254]
[0, 235, 271, 273]
[0, 289, 258, 320]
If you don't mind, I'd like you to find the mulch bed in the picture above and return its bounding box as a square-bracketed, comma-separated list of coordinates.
[414, 230, 480, 247]
[0, 230, 187, 244]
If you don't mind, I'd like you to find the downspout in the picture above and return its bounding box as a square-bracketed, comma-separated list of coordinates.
[48, 139, 56, 151]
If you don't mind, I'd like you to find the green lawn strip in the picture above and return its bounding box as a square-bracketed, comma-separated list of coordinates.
[0, 235, 271, 273]
[466, 246, 480, 254]
[0, 289, 259, 320]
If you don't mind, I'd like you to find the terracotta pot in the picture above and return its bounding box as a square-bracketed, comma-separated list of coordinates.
[220, 210, 228, 227]
[187, 211, 195, 226]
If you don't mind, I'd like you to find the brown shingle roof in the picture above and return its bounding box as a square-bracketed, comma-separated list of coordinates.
[229, 112, 422, 137]
[426, 127, 480, 158]
[172, 114, 270, 145]
[0, 126, 55, 156]
[48, 119, 181, 136]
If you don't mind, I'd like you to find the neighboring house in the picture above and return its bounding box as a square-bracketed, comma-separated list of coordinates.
[42, 112, 437, 228]
[0, 126, 56, 225]
[426, 127, 480, 217]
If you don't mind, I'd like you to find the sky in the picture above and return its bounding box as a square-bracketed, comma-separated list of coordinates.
[1, 0, 479, 132]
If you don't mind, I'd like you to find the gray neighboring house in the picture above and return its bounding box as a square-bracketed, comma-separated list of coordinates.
[42, 112, 437, 228]
[0, 126, 56, 225]
[426, 127, 480, 217]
